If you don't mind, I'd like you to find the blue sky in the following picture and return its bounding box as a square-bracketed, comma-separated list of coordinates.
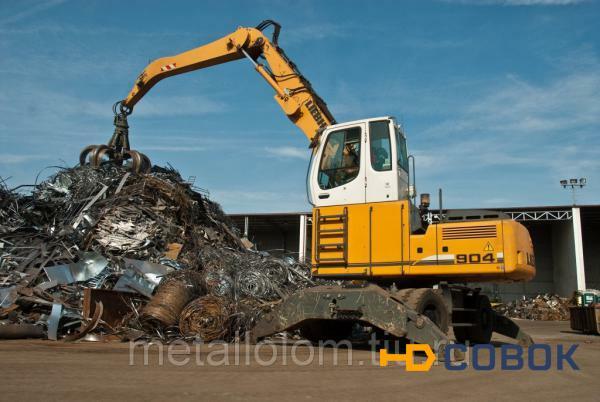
[1, 0, 599, 212]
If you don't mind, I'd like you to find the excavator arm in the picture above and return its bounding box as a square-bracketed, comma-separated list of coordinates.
[124, 20, 335, 140]
[81, 20, 335, 172]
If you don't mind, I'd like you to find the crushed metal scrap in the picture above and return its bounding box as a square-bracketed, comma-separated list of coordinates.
[0, 164, 316, 341]
[494, 294, 571, 321]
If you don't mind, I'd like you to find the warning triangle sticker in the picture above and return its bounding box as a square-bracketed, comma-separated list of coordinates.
[484, 242, 494, 252]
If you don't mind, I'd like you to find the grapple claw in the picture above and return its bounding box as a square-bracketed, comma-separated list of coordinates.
[90, 144, 116, 167]
[79, 144, 100, 166]
[78, 101, 152, 172]
[124, 150, 151, 174]
[140, 153, 152, 173]
[123, 150, 142, 173]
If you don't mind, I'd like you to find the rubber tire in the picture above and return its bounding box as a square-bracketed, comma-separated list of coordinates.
[404, 288, 450, 334]
[453, 326, 469, 345]
[299, 320, 354, 344]
[468, 295, 494, 344]
[453, 294, 494, 345]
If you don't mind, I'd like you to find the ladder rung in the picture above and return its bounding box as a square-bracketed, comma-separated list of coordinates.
[319, 215, 346, 221]
[320, 213, 346, 218]
[319, 243, 344, 249]
[317, 258, 347, 263]
[319, 234, 345, 238]
[318, 229, 345, 234]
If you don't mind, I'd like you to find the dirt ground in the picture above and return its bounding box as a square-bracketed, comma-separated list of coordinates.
[1, 320, 598, 402]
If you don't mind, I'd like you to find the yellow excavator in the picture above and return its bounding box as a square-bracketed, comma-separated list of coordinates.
[81, 20, 535, 355]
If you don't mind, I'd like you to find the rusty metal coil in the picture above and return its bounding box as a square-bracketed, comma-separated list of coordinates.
[179, 295, 231, 341]
[140, 279, 195, 329]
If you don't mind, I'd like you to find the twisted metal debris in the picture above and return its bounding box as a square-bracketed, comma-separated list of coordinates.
[0, 164, 315, 342]
[494, 294, 571, 321]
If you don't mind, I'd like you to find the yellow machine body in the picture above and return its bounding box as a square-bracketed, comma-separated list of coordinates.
[312, 200, 535, 283]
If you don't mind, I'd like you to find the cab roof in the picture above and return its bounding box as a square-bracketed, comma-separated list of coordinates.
[327, 116, 395, 130]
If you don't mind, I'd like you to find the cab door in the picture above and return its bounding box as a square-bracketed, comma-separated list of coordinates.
[309, 122, 366, 207]
[365, 120, 399, 203]
[365, 120, 404, 274]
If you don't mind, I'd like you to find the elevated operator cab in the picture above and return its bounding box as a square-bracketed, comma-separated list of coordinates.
[307, 117, 535, 283]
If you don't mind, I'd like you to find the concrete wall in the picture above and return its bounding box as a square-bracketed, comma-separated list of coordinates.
[583, 220, 600, 289]
[552, 220, 578, 296]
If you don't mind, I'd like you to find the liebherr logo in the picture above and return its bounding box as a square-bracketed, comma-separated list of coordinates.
[306, 100, 327, 128]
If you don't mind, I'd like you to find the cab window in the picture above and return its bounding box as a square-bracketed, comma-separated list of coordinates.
[369, 121, 392, 171]
[396, 131, 409, 171]
[318, 127, 361, 190]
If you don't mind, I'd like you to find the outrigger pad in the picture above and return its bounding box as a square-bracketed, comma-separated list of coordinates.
[251, 284, 453, 358]
[493, 313, 534, 346]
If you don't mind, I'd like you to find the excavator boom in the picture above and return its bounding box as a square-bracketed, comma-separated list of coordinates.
[81, 21, 334, 172]
[123, 20, 335, 143]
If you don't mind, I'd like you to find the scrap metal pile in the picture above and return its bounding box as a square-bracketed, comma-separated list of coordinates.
[0, 164, 314, 342]
[494, 294, 571, 321]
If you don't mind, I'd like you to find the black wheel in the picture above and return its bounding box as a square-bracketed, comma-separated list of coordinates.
[453, 326, 469, 345]
[404, 288, 450, 334]
[453, 294, 494, 345]
[299, 320, 354, 344]
[468, 295, 494, 344]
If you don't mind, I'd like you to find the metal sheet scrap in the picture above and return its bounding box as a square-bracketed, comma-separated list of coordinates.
[43, 252, 108, 285]
[0, 164, 316, 341]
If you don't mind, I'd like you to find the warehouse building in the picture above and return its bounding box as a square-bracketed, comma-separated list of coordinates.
[229, 204, 600, 301]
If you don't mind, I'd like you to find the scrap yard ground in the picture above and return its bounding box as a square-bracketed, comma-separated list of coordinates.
[1, 320, 598, 402]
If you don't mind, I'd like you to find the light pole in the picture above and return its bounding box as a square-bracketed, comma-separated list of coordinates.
[560, 178, 586, 206]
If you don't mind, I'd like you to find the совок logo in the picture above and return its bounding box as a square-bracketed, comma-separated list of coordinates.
[379, 343, 579, 371]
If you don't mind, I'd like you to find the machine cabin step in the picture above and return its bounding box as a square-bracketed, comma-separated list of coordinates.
[318, 243, 344, 250]
[315, 207, 349, 266]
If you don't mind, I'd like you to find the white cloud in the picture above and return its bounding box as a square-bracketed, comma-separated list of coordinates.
[0, 23, 191, 37]
[423, 67, 600, 138]
[0, 0, 66, 26]
[405, 51, 600, 207]
[283, 23, 349, 44]
[0, 88, 109, 119]
[0, 154, 51, 164]
[264, 146, 309, 160]
[0, 89, 228, 144]
[323, 52, 600, 206]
